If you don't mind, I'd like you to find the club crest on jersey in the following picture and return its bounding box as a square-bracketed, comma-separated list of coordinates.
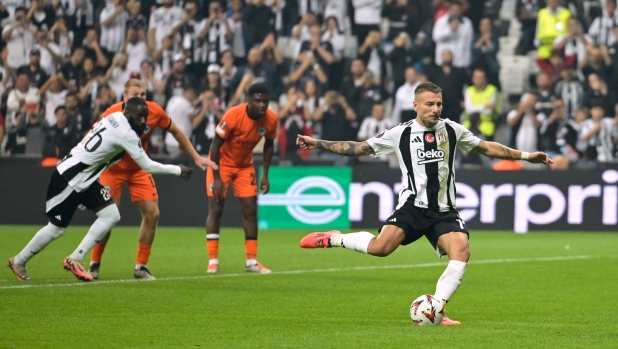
[144, 125, 150, 134]
[417, 149, 445, 165]
[258, 127, 266, 136]
[425, 133, 435, 143]
[437, 130, 447, 144]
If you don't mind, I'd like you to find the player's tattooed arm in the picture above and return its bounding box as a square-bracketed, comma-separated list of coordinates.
[315, 140, 375, 157]
[470, 141, 521, 160]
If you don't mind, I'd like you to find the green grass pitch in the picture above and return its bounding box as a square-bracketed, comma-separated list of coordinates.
[0, 225, 617, 348]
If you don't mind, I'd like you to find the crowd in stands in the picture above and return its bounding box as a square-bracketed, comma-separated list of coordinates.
[0, 0, 617, 170]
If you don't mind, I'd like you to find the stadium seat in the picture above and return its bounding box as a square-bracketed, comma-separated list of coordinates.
[276, 36, 297, 59]
[343, 37, 358, 58]
[499, 0, 516, 20]
[493, 19, 511, 37]
[498, 55, 530, 95]
[498, 36, 518, 55]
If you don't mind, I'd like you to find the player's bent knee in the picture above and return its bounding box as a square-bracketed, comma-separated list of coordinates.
[97, 205, 121, 224]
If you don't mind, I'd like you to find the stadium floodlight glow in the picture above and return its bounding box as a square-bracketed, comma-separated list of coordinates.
[258, 176, 346, 225]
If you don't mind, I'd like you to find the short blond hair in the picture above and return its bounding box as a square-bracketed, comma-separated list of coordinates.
[123, 79, 147, 95]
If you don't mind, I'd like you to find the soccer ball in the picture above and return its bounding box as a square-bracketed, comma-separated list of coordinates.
[410, 294, 444, 326]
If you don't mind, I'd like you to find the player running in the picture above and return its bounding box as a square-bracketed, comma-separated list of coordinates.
[206, 83, 277, 274]
[88, 80, 216, 280]
[7, 97, 193, 282]
[296, 82, 553, 325]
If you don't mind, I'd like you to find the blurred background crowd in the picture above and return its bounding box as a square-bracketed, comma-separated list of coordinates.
[1, 0, 618, 170]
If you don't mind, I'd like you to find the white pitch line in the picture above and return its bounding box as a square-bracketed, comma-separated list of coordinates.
[0, 255, 601, 290]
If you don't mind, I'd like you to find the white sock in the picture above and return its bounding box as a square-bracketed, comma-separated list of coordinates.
[135, 264, 146, 269]
[246, 259, 257, 267]
[14, 223, 66, 266]
[330, 231, 375, 254]
[209, 258, 219, 266]
[434, 260, 468, 302]
[69, 205, 120, 260]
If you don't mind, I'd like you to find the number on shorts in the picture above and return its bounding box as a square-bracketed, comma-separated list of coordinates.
[101, 188, 111, 201]
[250, 173, 256, 186]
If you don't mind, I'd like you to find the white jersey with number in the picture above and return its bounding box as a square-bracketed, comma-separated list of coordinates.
[367, 119, 481, 212]
[56, 111, 181, 192]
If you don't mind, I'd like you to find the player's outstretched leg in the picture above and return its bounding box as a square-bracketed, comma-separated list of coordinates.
[65, 204, 121, 282]
[300, 226, 405, 257]
[8, 222, 67, 280]
[206, 197, 225, 274]
[434, 231, 470, 326]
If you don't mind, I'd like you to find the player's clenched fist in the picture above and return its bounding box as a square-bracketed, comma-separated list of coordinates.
[297, 134, 318, 150]
[179, 165, 194, 181]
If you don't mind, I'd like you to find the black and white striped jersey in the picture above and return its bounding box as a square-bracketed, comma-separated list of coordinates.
[56, 112, 181, 192]
[367, 119, 481, 212]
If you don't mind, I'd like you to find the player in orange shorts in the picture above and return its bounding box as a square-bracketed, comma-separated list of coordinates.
[206, 83, 277, 274]
[89, 79, 217, 280]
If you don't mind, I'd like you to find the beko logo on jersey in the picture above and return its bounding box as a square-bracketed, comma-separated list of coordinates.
[417, 149, 444, 164]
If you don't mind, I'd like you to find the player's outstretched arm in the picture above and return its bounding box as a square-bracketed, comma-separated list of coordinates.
[296, 134, 375, 157]
[121, 132, 193, 179]
[168, 121, 218, 170]
[470, 140, 554, 164]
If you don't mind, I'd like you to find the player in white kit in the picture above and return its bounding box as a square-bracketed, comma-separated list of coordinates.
[7, 97, 195, 282]
[297, 82, 553, 325]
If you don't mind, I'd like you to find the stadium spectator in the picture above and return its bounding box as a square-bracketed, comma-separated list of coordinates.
[126, 0, 148, 32]
[279, 85, 309, 162]
[172, 1, 205, 76]
[64, 92, 91, 136]
[219, 50, 238, 91]
[584, 74, 617, 116]
[76, 58, 99, 107]
[426, 49, 467, 121]
[536, 49, 575, 85]
[0, 48, 10, 109]
[102, 53, 132, 102]
[554, 68, 584, 119]
[83, 28, 110, 70]
[471, 17, 500, 84]
[301, 79, 323, 123]
[342, 61, 389, 124]
[100, 0, 129, 53]
[322, 16, 345, 60]
[43, 105, 79, 158]
[243, 0, 276, 50]
[515, 0, 541, 55]
[201, 64, 227, 111]
[27, 0, 55, 31]
[291, 9, 317, 47]
[148, 0, 183, 53]
[259, 33, 285, 70]
[297, 0, 323, 18]
[229, 48, 280, 104]
[463, 69, 500, 140]
[121, 28, 148, 75]
[151, 35, 175, 79]
[388, 32, 418, 92]
[553, 17, 590, 75]
[358, 31, 387, 84]
[5, 108, 45, 156]
[199, 1, 234, 67]
[535, 0, 570, 59]
[432, 0, 473, 68]
[6, 71, 40, 130]
[31, 29, 63, 76]
[2, 7, 37, 70]
[324, 0, 347, 33]
[60, 47, 85, 87]
[314, 91, 357, 147]
[92, 84, 116, 121]
[507, 93, 544, 154]
[139, 60, 165, 103]
[226, 0, 247, 65]
[40, 73, 74, 127]
[580, 101, 618, 162]
[162, 53, 198, 104]
[47, 16, 73, 58]
[20, 48, 49, 89]
[381, 0, 420, 41]
[357, 103, 392, 141]
[581, 45, 612, 80]
[391, 67, 420, 124]
[351, 0, 382, 46]
[192, 89, 219, 155]
[165, 86, 197, 156]
[533, 72, 556, 117]
[588, 0, 618, 47]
